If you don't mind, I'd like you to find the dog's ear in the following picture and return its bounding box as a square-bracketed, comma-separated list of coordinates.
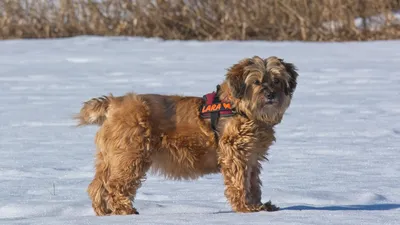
[280, 59, 298, 97]
[226, 58, 253, 99]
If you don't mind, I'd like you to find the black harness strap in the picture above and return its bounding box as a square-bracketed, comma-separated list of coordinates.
[210, 85, 221, 134]
[200, 85, 239, 142]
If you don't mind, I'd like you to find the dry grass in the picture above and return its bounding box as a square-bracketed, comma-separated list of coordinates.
[1, 0, 400, 41]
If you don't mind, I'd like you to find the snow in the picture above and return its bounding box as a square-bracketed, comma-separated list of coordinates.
[0, 36, 399, 225]
[323, 11, 400, 32]
[354, 11, 400, 31]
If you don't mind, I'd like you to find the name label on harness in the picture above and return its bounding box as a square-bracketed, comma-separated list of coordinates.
[201, 102, 232, 113]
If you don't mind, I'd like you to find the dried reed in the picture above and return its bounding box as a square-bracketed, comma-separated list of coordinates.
[0, 0, 399, 41]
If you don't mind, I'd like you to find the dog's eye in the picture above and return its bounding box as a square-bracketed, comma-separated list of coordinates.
[254, 80, 261, 85]
[273, 79, 280, 84]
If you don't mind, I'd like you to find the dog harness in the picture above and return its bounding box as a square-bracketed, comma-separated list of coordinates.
[200, 85, 236, 135]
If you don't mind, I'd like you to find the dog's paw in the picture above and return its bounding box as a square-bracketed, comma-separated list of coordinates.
[259, 201, 279, 212]
[111, 207, 139, 215]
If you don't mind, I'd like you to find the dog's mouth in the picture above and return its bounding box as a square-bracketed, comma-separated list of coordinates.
[265, 99, 278, 105]
[258, 96, 278, 106]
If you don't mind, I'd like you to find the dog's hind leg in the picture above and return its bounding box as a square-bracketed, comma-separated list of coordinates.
[105, 149, 152, 215]
[87, 150, 112, 216]
[101, 94, 153, 215]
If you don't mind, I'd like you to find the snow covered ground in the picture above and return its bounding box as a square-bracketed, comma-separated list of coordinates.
[0, 36, 399, 225]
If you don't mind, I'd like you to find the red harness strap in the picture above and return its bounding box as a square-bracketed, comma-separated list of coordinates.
[199, 86, 236, 141]
[200, 92, 235, 118]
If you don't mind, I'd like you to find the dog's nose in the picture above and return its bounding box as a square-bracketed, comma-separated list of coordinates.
[267, 92, 276, 100]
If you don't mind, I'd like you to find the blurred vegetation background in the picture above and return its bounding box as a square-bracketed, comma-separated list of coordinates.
[1, 0, 400, 41]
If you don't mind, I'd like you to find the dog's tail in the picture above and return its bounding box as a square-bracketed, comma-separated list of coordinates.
[75, 95, 112, 126]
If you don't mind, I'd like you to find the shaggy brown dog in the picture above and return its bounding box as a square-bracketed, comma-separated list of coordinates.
[75, 56, 298, 216]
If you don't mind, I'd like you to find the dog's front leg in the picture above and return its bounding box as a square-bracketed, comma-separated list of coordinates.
[219, 153, 252, 212]
[218, 120, 279, 213]
[218, 123, 260, 213]
[249, 162, 280, 212]
[249, 162, 262, 205]
[219, 146, 279, 212]
[219, 153, 274, 212]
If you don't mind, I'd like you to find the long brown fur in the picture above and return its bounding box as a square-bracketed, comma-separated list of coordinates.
[75, 56, 298, 216]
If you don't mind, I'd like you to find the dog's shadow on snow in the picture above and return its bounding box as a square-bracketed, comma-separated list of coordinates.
[282, 203, 400, 211]
[213, 203, 400, 214]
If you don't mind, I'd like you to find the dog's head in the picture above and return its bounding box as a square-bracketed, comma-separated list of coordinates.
[222, 56, 298, 124]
